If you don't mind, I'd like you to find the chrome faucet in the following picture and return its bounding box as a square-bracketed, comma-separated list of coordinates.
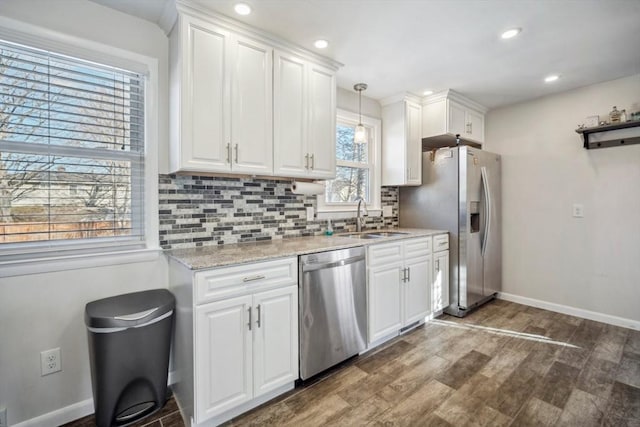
[356, 198, 368, 232]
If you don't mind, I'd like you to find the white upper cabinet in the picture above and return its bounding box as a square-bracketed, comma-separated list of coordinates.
[230, 36, 273, 175]
[170, 7, 339, 177]
[305, 64, 337, 179]
[173, 15, 230, 173]
[381, 95, 423, 186]
[273, 52, 337, 179]
[171, 13, 272, 174]
[421, 89, 487, 146]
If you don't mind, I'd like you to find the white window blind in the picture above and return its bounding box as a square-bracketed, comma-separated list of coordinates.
[0, 39, 145, 255]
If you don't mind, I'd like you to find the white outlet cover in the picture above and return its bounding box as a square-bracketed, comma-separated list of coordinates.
[382, 206, 393, 217]
[306, 207, 314, 221]
[41, 348, 61, 376]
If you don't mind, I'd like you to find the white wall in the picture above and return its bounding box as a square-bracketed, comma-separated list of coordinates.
[337, 86, 382, 119]
[485, 74, 640, 324]
[0, 1, 170, 425]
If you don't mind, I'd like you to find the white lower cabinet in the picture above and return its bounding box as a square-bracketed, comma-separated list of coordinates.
[432, 250, 450, 313]
[195, 295, 253, 420]
[195, 285, 297, 423]
[431, 234, 450, 313]
[165, 256, 300, 426]
[367, 237, 432, 343]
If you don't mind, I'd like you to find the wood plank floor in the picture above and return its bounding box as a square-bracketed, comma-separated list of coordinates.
[227, 300, 640, 426]
[66, 300, 639, 426]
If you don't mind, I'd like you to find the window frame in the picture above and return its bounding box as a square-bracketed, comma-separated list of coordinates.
[0, 20, 160, 276]
[317, 109, 381, 217]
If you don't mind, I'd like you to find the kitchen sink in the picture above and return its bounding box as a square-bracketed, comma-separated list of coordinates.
[366, 231, 410, 237]
[341, 233, 383, 239]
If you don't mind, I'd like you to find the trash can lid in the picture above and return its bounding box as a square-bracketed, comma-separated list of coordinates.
[85, 289, 175, 329]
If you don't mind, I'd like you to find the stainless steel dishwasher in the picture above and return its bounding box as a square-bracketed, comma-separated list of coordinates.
[299, 246, 367, 380]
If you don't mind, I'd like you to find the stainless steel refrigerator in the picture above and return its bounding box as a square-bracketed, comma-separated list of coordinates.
[399, 146, 501, 317]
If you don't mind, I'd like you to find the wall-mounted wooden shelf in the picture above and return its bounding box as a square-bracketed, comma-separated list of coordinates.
[575, 120, 640, 149]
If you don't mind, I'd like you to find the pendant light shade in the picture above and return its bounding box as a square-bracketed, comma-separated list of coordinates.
[353, 83, 368, 144]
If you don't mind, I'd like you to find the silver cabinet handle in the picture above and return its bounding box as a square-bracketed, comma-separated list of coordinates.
[234, 144, 239, 163]
[400, 268, 405, 283]
[407, 267, 410, 282]
[305, 153, 309, 170]
[247, 306, 252, 331]
[226, 143, 230, 163]
[469, 122, 473, 134]
[310, 154, 314, 170]
[256, 304, 261, 328]
[243, 274, 266, 282]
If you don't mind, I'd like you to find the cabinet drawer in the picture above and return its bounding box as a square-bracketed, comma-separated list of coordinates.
[368, 241, 403, 266]
[404, 237, 431, 259]
[195, 257, 297, 304]
[433, 234, 449, 251]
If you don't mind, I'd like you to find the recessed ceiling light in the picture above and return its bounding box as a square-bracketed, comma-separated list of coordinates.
[501, 28, 521, 39]
[234, 3, 251, 15]
[544, 74, 560, 83]
[314, 39, 329, 49]
[423, 90, 434, 96]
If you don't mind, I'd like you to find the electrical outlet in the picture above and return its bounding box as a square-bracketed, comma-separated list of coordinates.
[572, 203, 584, 218]
[382, 206, 393, 217]
[306, 207, 314, 221]
[41, 348, 61, 376]
[0, 407, 7, 427]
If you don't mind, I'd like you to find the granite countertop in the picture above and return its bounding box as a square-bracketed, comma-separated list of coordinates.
[165, 228, 447, 270]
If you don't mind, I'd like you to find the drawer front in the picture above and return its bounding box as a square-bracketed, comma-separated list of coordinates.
[404, 237, 431, 259]
[195, 257, 297, 304]
[433, 234, 449, 251]
[368, 241, 403, 266]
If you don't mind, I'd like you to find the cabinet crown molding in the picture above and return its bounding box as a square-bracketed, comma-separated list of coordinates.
[175, 0, 342, 71]
[421, 89, 487, 113]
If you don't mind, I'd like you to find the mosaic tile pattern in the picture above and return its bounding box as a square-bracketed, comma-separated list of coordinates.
[158, 174, 399, 249]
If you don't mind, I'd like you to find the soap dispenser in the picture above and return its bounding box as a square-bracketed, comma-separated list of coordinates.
[325, 219, 333, 236]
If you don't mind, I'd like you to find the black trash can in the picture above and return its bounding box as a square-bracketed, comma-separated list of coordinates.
[85, 289, 175, 427]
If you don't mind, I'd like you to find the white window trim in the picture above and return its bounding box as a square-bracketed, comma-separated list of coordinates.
[0, 17, 160, 276]
[317, 109, 381, 218]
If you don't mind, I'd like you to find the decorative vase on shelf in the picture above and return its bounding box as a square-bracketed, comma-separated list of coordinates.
[609, 106, 621, 123]
[620, 109, 627, 122]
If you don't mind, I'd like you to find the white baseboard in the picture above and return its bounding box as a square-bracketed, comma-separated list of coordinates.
[498, 292, 640, 331]
[13, 374, 178, 427]
[13, 399, 94, 427]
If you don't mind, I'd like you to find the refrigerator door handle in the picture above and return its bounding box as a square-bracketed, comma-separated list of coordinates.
[481, 166, 491, 257]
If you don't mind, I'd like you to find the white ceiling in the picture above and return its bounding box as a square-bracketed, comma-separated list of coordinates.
[90, 0, 640, 109]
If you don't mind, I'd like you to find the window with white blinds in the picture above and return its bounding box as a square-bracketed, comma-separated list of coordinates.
[0, 39, 145, 253]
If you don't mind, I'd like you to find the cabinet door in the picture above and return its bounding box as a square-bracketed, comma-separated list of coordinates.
[307, 63, 336, 179]
[432, 251, 450, 312]
[273, 51, 308, 178]
[447, 100, 467, 137]
[368, 262, 403, 342]
[466, 109, 484, 143]
[253, 286, 298, 397]
[403, 255, 431, 325]
[181, 16, 231, 172]
[405, 101, 422, 185]
[195, 295, 253, 422]
[230, 35, 273, 175]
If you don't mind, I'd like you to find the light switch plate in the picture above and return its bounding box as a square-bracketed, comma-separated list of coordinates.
[382, 206, 393, 217]
[306, 207, 314, 221]
[572, 204, 584, 218]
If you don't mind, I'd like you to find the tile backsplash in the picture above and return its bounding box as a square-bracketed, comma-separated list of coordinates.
[159, 174, 399, 249]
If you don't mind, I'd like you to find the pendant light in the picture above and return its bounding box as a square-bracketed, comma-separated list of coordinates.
[353, 83, 368, 144]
